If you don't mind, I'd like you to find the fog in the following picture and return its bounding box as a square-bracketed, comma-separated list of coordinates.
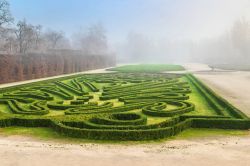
[112, 0, 250, 65]
[1, 0, 250, 66]
[115, 18, 250, 65]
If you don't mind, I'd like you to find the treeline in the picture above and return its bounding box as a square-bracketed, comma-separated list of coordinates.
[117, 18, 250, 65]
[0, 0, 115, 83]
[0, 0, 109, 54]
[190, 18, 250, 65]
[0, 0, 69, 53]
[0, 50, 115, 84]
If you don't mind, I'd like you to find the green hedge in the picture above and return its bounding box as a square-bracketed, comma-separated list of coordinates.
[65, 102, 114, 114]
[3, 91, 54, 100]
[0, 99, 48, 115]
[187, 74, 248, 119]
[71, 79, 85, 92]
[51, 119, 192, 141]
[192, 118, 250, 129]
[142, 101, 195, 117]
[47, 101, 87, 110]
[82, 81, 99, 92]
[0, 116, 249, 140]
[0, 72, 249, 141]
[90, 112, 147, 126]
[55, 81, 86, 96]
[62, 116, 180, 130]
[40, 88, 73, 100]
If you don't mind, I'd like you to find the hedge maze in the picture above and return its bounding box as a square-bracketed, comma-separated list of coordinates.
[0, 71, 250, 141]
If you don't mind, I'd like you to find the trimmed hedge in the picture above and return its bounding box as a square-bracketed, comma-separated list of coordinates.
[62, 116, 180, 130]
[40, 88, 73, 100]
[65, 102, 144, 115]
[0, 99, 49, 115]
[52, 119, 193, 141]
[90, 112, 147, 126]
[3, 91, 53, 100]
[192, 118, 250, 129]
[0, 72, 249, 141]
[187, 74, 248, 119]
[142, 101, 195, 117]
[82, 81, 99, 92]
[0, 116, 249, 140]
[55, 81, 86, 96]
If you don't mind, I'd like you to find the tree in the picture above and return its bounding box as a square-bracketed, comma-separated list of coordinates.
[0, 26, 16, 52]
[34, 25, 42, 49]
[0, 0, 14, 53]
[15, 19, 37, 53]
[0, 0, 13, 26]
[73, 23, 108, 54]
[123, 32, 154, 62]
[231, 19, 250, 60]
[44, 29, 64, 49]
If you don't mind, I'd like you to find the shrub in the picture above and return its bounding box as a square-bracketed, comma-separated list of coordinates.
[0, 72, 249, 141]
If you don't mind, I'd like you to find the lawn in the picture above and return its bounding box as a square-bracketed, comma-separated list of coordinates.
[108, 64, 185, 73]
[0, 127, 247, 144]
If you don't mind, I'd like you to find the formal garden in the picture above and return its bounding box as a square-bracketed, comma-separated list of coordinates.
[0, 64, 249, 141]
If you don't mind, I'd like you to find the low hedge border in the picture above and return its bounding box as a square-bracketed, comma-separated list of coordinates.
[62, 116, 180, 130]
[55, 81, 86, 96]
[0, 116, 249, 140]
[186, 74, 249, 119]
[90, 112, 147, 126]
[0, 99, 49, 115]
[142, 101, 195, 117]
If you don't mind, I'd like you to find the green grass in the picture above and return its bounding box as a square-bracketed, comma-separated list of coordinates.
[0, 127, 101, 144]
[182, 77, 217, 116]
[108, 64, 185, 73]
[0, 104, 12, 114]
[0, 127, 248, 144]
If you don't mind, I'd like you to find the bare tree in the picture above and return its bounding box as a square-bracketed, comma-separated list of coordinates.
[0, 27, 16, 53]
[44, 29, 64, 49]
[34, 25, 42, 49]
[231, 19, 250, 60]
[0, 0, 14, 53]
[73, 23, 108, 54]
[15, 19, 36, 53]
[0, 0, 13, 26]
[124, 32, 154, 62]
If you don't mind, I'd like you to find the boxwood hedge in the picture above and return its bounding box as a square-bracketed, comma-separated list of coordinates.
[0, 72, 249, 141]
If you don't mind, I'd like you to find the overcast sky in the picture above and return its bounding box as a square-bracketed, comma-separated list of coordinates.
[9, 0, 250, 43]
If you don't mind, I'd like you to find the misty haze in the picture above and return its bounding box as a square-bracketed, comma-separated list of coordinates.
[0, 1, 250, 166]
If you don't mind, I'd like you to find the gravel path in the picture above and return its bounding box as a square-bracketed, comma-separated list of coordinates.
[0, 133, 250, 166]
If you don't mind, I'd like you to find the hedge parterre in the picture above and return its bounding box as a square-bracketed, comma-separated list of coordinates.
[0, 72, 249, 141]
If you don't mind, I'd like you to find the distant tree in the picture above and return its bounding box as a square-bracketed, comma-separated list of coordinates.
[15, 19, 37, 53]
[125, 32, 154, 62]
[231, 19, 250, 59]
[0, 0, 13, 26]
[0, 0, 14, 53]
[0, 26, 16, 52]
[34, 24, 42, 49]
[44, 29, 64, 49]
[73, 23, 108, 54]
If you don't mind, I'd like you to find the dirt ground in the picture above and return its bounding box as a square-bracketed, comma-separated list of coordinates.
[0, 64, 250, 166]
[0, 133, 250, 166]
